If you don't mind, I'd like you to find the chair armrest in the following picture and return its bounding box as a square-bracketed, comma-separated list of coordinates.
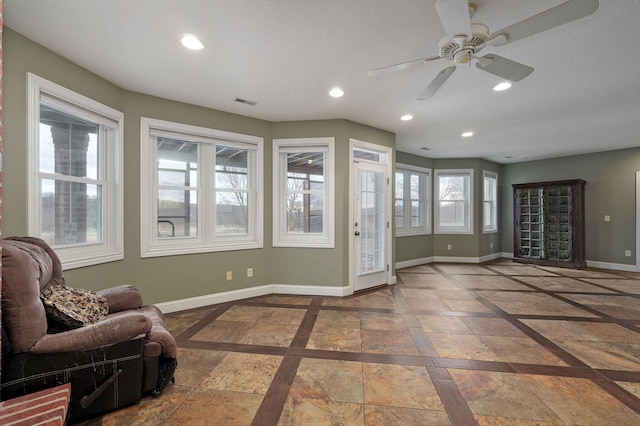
[96, 285, 143, 313]
[30, 314, 151, 354]
[139, 305, 178, 359]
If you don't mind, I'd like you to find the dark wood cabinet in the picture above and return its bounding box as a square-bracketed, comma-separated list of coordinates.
[513, 179, 586, 269]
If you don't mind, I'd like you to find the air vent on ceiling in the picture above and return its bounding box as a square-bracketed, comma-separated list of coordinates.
[235, 98, 257, 106]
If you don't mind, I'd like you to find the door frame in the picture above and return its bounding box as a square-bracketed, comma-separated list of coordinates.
[348, 139, 394, 294]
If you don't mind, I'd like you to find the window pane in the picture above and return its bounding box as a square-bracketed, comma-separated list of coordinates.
[484, 178, 491, 200]
[483, 173, 498, 232]
[216, 191, 249, 235]
[283, 151, 325, 235]
[395, 172, 404, 196]
[39, 104, 103, 247]
[216, 146, 248, 189]
[286, 152, 324, 182]
[484, 201, 492, 227]
[41, 179, 102, 245]
[439, 176, 465, 201]
[353, 148, 386, 162]
[411, 200, 422, 226]
[157, 138, 198, 186]
[158, 189, 197, 237]
[439, 200, 465, 227]
[286, 192, 324, 233]
[39, 105, 99, 179]
[410, 174, 420, 200]
[309, 193, 324, 232]
[395, 199, 405, 228]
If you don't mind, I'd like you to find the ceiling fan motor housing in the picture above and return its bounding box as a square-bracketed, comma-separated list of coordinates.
[439, 23, 489, 58]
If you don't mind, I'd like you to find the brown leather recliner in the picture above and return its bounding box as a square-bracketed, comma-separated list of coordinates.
[0, 237, 178, 421]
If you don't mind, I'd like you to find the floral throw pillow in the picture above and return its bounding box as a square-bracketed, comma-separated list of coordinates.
[41, 286, 109, 330]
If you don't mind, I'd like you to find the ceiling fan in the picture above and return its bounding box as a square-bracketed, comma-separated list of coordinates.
[369, 0, 599, 100]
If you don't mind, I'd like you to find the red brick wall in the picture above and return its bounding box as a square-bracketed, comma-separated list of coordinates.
[0, 0, 4, 366]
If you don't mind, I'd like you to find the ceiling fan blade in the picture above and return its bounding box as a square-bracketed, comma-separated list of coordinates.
[435, 0, 472, 41]
[368, 55, 443, 76]
[418, 66, 456, 100]
[476, 54, 533, 82]
[489, 0, 599, 46]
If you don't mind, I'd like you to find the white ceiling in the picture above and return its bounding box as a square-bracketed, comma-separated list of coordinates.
[4, 0, 640, 164]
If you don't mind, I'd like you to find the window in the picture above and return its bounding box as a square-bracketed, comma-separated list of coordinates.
[434, 169, 473, 234]
[27, 73, 124, 269]
[273, 138, 334, 247]
[140, 118, 263, 257]
[395, 164, 431, 236]
[483, 170, 498, 233]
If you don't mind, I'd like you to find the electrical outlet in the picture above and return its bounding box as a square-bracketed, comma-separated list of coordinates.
[625, 250, 632, 257]
[247, 268, 253, 278]
[226, 271, 233, 280]
[447, 244, 452, 250]
[604, 215, 611, 222]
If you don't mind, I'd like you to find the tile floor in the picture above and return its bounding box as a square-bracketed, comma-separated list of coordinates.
[79, 260, 640, 425]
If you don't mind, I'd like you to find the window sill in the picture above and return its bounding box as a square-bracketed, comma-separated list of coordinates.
[141, 240, 263, 258]
[396, 230, 432, 237]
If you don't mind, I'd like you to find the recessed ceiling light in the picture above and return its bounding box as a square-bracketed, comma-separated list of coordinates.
[493, 82, 512, 91]
[401, 114, 413, 121]
[329, 87, 344, 97]
[461, 131, 474, 138]
[181, 35, 204, 50]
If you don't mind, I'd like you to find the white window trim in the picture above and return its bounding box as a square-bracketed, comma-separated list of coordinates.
[27, 73, 124, 270]
[140, 117, 264, 257]
[272, 137, 335, 248]
[483, 170, 499, 234]
[434, 169, 474, 235]
[395, 163, 431, 237]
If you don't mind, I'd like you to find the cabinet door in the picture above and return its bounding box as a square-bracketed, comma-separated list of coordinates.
[543, 185, 573, 262]
[515, 187, 544, 259]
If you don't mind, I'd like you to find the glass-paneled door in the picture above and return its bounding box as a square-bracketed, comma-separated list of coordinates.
[353, 161, 388, 291]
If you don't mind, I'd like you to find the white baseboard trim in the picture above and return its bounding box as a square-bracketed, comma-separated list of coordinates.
[433, 256, 483, 263]
[586, 260, 637, 272]
[156, 285, 273, 314]
[396, 253, 636, 273]
[396, 257, 434, 269]
[156, 283, 350, 314]
[272, 284, 350, 297]
[479, 252, 503, 263]
[397, 253, 504, 268]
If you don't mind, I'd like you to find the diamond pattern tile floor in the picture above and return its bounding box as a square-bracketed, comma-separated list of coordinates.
[76, 261, 640, 425]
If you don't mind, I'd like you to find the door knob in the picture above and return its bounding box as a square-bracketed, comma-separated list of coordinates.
[355, 231, 360, 236]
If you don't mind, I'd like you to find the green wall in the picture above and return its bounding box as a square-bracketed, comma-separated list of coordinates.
[271, 120, 394, 285]
[395, 151, 434, 263]
[6, 26, 639, 307]
[395, 153, 502, 264]
[398, 147, 640, 268]
[501, 148, 640, 266]
[3, 28, 396, 303]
